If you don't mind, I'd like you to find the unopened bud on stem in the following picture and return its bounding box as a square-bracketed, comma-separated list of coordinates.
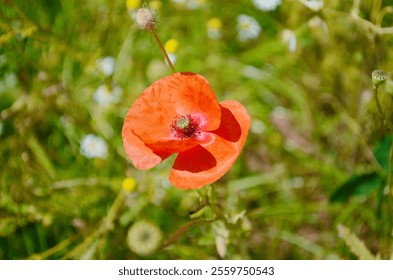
[372, 69, 387, 88]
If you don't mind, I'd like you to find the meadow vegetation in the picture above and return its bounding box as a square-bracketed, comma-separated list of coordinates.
[1, 0, 393, 259]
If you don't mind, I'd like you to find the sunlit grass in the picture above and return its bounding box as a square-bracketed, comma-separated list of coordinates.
[1, 0, 393, 259]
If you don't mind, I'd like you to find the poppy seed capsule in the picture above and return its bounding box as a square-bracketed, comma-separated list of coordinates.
[177, 117, 190, 129]
[170, 114, 200, 139]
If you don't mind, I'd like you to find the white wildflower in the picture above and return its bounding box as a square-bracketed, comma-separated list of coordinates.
[308, 16, 329, 33]
[167, 53, 176, 65]
[164, 39, 179, 65]
[251, 119, 266, 135]
[80, 134, 108, 159]
[281, 29, 297, 53]
[95, 56, 116, 77]
[253, 0, 281, 11]
[187, 0, 206, 9]
[237, 15, 261, 42]
[171, 0, 206, 9]
[0, 72, 18, 92]
[93, 84, 123, 106]
[127, 221, 162, 256]
[207, 18, 222, 40]
[302, 0, 323, 12]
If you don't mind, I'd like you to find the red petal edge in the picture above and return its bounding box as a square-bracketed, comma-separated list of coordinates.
[122, 114, 171, 170]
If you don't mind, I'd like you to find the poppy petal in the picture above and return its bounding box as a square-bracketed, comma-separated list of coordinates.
[122, 118, 171, 169]
[169, 100, 251, 189]
[126, 72, 221, 147]
[165, 73, 221, 132]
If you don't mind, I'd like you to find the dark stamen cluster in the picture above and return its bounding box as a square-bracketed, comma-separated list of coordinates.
[170, 114, 201, 139]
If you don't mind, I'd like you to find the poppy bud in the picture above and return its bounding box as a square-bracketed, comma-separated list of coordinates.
[372, 69, 386, 88]
[136, 8, 156, 30]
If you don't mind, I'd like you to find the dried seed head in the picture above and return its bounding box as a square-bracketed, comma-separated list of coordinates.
[136, 8, 156, 30]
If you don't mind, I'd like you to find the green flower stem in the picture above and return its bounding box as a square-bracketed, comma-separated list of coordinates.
[375, 85, 393, 215]
[373, 85, 393, 130]
[326, 93, 383, 174]
[28, 235, 76, 259]
[61, 190, 125, 259]
[325, 8, 393, 35]
[160, 218, 218, 250]
[376, 6, 393, 27]
[389, 133, 393, 200]
[371, 0, 382, 23]
[374, 86, 385, 123]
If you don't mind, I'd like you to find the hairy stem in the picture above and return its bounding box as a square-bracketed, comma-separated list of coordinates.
[389, 133, 393, 200]
[374, 86, 386, 126]
[149, 28, 176, 74]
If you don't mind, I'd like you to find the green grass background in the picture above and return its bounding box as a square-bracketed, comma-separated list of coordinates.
[1, 0, 393, 259]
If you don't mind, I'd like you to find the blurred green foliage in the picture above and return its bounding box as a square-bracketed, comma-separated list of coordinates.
[1, 0, 393, 259]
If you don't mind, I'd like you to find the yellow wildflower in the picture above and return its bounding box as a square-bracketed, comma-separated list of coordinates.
[122, 177, 137, 192]
[164, 39, 179, 54]
[207, 18, 222, 30]
[126, 0, 141, 11]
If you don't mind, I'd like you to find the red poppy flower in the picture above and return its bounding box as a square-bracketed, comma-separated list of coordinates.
[122, 72, 251, 189]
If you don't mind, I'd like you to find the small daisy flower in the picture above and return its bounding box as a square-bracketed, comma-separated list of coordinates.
[207, 18, 222, 40]
[253, 0, 281, 11]
[127, 221, 162, 256]
[237, 15, 261, 42]
[95, 56, 116, 77]
[187, 0, 206, 9]
[93, 84, 123, 106]
[80, 134, 108, 159]
[302, 0, 323, 12]
[308, 16, 328, 33]
[171, 0, 187, 4]
[0, 72, 18, 92]
[171, 0, 205, 9]
[281, 29, 297, 53]
[164, 38, 179, 65]
[251, 119, 266, 135]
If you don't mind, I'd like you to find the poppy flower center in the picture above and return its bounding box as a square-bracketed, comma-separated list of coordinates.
[170, 114, 201, 139]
